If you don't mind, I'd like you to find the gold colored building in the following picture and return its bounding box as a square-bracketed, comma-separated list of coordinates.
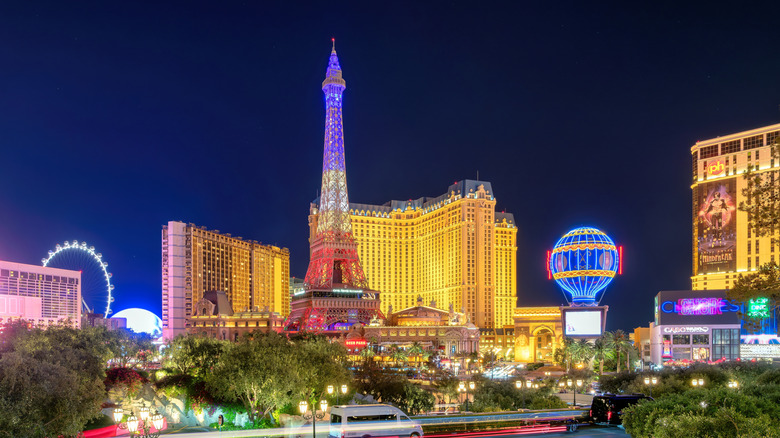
[309, 180, 517, 328]
[690, 123, 780, 290]
[162, 221, 290, 340]
[512, 306, 563, 363]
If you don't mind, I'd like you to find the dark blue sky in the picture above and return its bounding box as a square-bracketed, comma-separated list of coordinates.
[1, 1, 779, 331]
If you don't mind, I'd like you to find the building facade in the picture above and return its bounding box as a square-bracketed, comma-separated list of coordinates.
[188, 290, 284, 341]
[353, 297, 480, 358]
[161, 221, 290, 340]
[0, 260, 81, 328]
[309, 180, 517, 328]
[649, 290, 741, 364]
[513, 306, 563, 363]
[691, 123, 780, 290]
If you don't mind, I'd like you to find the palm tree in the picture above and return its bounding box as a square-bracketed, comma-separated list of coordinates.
[389, 344, 408, 366]
[555, 337, 575, 371]
[570, 339, 594, 367]
[408, 342, 425, 376]
[359, 347, 374, 362]
[593, 337, 614, 374]
[610, 330, 632, 373]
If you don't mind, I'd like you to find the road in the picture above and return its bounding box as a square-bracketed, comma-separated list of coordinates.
[487, 425, 629, 437]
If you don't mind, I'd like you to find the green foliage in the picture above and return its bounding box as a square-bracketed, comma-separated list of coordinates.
[162, 335, 227, 378]
[205, 332, 351, 424]
[728, 139, 780, 309]
[620, 364, 780, 438]
[623, 388, 780, 438]
[0, 323, 106, 438]
[399, 381, 435, 415]
[155, 373, 194, 399]
[527, 394, 568, 409]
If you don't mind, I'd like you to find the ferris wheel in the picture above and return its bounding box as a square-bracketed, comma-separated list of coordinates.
[42, 240, 115, 316]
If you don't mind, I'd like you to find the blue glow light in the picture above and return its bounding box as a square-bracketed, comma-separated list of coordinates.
[549, 227, 619, 305]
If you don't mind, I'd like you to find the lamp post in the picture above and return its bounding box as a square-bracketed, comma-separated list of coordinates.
[728, 380, 739, 389]
[567, 379, 583, 407]
[515, 380, 526, 410]
[643, 376, 658, 398]
[300, 399, 328, 438]
[691, 378, 705, 387]
[328, 384, 349, 405]
[458, 381, 475, 412]
[113, 408, 164, 438]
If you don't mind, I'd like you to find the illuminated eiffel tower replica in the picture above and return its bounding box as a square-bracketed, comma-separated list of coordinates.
[285, 41, 384, 333]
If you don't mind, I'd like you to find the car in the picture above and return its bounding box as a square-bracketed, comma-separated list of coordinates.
[589, 393, 653, 425]
[329, 404, 423, 438]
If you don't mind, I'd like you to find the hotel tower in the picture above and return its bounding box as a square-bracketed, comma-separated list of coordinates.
[309, 181, 518, 329]
[161, 221, 290, 340]
[691, 123, 780, 290]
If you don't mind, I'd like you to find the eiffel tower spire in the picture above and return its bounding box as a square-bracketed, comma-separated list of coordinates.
[303, 41, 368, 290]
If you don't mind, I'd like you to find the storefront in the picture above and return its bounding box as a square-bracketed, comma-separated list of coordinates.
[650, 290, 741, 365]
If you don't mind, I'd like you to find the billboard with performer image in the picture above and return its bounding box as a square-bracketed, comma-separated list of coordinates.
[696, 180, 737, 274]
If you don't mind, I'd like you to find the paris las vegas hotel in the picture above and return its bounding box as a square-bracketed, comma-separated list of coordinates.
[691, 122, 780, 290]
[309, 180, 518, 329]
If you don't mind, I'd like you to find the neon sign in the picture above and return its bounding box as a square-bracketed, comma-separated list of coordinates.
[679, 298, 723, 315]
[662, 340, 672, 358]
[708, 160, 725, 176]
[660, 298, 739, 315]
[747, 297, 770, 319]
[345, 339, 367, 349]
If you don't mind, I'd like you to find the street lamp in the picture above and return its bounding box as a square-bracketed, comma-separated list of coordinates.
[728, 380, 739, 389]
[643, 376, 658, 397]
[328, 384, 349, 405]
[458, 381, 475, 412]
[299, 399, 328, 438]
[113, 408, 164, 438]
[515, 380, 527, 410]
[566, 379, 583, 406]
[691, 378, 705, 387]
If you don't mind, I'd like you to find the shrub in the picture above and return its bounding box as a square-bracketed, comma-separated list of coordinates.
[104, 367, 146, 397]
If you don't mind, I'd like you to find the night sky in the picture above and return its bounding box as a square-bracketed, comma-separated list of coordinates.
[1, 2, 779, 332]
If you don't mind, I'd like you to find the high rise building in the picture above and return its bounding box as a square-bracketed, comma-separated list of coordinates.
[161, 221, 290, 340]
[285, 41, 384, 332]
[690, 123, 780, 290]
[0, 260, 81, 328]
[309, 180, 518, 328]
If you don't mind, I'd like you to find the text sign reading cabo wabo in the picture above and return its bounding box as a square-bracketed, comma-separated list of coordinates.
[655, 291, 740, 325]
[662, 326, 709, 334]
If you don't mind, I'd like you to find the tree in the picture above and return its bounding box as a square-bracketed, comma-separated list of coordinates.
[569, 339, 594, 367]
[554, 337, 574, 371]
[0, 323, 106, 438]
[728, 138, 780, 312]
[593, 337, 613, 374]
[388, 344, 408, 366]
[206, 332, 297, 423]
[605, 330, 631, 373]
[163, 335, 226, 378]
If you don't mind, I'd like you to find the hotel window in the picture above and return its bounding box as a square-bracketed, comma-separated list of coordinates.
[700, 145, 719, 159]
[768, 131, 779, 146]
[744, 134, 763, 150]
[721, 140, 740, 154]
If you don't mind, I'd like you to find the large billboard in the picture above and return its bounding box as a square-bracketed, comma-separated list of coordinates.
[655, 290, 740, 326]
[696, 180, 737, 274]
[561, 306, 608, 337]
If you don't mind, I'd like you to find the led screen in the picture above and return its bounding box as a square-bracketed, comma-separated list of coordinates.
[564, 310, 602, 336]
[696, 180, 736, 274]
